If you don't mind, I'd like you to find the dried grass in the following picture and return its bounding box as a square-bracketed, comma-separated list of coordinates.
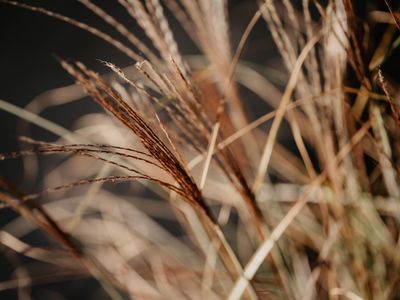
[1, 0, 400, 299]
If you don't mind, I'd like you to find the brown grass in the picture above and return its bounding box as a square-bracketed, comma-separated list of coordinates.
[1, 0, 400, 299]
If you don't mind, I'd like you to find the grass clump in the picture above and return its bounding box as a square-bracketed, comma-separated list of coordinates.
[1, 0, 400, 299]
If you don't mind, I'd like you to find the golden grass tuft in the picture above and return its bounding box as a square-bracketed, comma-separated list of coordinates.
[1, 0, 400, 299]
